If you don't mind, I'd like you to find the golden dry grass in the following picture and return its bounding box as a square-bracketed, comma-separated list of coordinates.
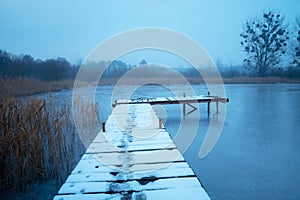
[0, 77, 74, 98]
[0, 96, 100, 193]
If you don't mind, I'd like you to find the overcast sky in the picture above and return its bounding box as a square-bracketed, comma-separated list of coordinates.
[0, 0, 299, 66]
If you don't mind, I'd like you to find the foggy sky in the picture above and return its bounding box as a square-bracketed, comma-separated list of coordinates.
[0, 0, 299, 66]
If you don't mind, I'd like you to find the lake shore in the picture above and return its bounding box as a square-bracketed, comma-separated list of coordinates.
[223, 76, 300, 84]
[1, 76, 300, 99]
[98, 76, 300, 85]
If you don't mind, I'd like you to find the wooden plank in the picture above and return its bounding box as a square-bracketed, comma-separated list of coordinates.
[54, 193, 121, 200]
[58, 177, 203, 195]
[93, 130, 170, 143]
[86, 141, 177, 153]
[71, 158, 190, 174]
[80, 149, 185, 166]
[65, 164, 195, 183]
[54, 187, 210, 200]
[72, 161, 192, 175]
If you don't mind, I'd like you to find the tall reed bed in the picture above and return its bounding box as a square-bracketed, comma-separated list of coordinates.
[72, 96, 101, 147]
[0, 95, 100, 193]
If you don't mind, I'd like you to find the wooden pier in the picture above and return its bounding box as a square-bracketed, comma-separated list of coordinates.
[113, 94, 229, 115]
[54, 103, 212, 200]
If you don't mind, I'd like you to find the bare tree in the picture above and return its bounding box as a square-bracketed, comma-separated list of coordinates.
[240, 11, 289, 76]
[293, 17, 300, 66]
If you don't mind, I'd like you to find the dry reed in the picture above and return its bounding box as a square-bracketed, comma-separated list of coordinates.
[0, 95, 100, 194]
[0, 77, 74, 99]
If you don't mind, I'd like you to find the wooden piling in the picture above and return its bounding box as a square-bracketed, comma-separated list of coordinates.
[183, 93, 186, 116]
[207, 91, 210, 115]
[102, 122, 105, 132]
[159, 118, 163, 129]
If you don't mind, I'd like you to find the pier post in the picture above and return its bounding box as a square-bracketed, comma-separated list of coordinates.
[183, 93, 186, 116]
[207, 91, 210, 115]
[216, 102, 219, 114]
[159, 118, 163, 129]
[102, 122, 106, 132]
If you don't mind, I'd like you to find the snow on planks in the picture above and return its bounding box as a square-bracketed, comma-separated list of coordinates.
[54, 103, 210, 200]
[113, 95, 229, 107]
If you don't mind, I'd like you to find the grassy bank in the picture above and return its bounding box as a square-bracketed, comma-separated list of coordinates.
[1, 76, 300, 100]
[97, 76, 300, 85]
[0, 77, 74, 98]
[223, 76, 300, 84]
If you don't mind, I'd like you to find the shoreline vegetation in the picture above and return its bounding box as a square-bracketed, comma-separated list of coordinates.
[0, 77, 74, 98]
[1, 76, 300, 98]
[1, 49, 300, 98]
[0, 90, 100, 198]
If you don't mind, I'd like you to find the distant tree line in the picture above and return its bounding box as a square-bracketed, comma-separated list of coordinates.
[0, 51, 204, 83]
[0, 50, 78, 81]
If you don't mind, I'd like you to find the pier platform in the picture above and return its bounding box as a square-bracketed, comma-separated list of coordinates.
[113, 94, 229, 116]
[54, 103, 211, 200]
[113, 95, 229, 107]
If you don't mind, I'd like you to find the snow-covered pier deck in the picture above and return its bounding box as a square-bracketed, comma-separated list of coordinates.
[113, 94, 229, 115]
[54, 103, 211, 200]
[113, 95, 229, 107]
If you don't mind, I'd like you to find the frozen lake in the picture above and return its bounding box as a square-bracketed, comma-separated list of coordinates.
[81, 83, 299, 200]
[109, 83, 299, 200]
[161, 84, 300, 200]
[28, 83, 300, 199]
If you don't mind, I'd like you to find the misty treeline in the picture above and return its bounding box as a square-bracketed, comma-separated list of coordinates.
[78, 59, 203, 80]
[0, 49, 253, 84]
[0, 51, 203, 82]
[0, 50, 78, 81]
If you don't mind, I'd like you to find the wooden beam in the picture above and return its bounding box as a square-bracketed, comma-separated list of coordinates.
[207, 91, 210, 115]
[183, 93, 186, 116]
